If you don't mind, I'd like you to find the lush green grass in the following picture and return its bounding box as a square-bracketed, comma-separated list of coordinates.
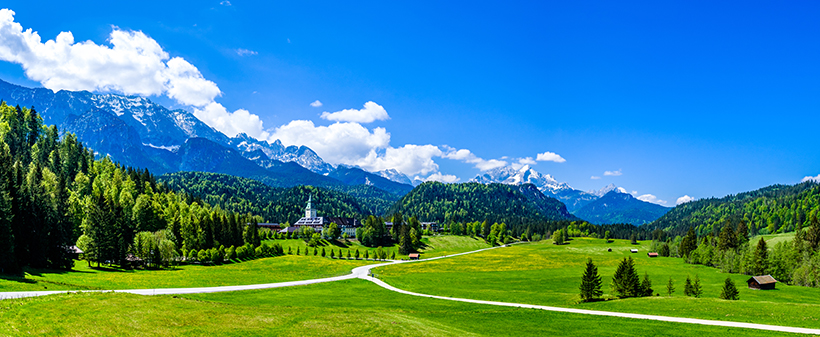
[0, 255, 369, 292]
[267, 235, 490, 259]
[0, 279, 799, 336]
[375, 237, 820, 329]
[752, 232, 795, 247]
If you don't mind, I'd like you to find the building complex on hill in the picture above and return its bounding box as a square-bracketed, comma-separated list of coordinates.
[281, 196, 361, 237]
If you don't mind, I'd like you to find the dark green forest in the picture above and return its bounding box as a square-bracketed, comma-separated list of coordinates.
[645, 182, 820, 237]
[159, 171, 394, 224]
[387, 182, 578, 227]
[0, 103, 265, 273]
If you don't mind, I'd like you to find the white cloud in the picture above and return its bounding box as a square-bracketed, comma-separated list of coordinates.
[269, 119, 390, 164]
[416, 172, 460, 184]
[220, 1, 232, 5]
[0, 9, 266, 139]
[519, 157, 536, 165]
[235, 48, 257, 56]
[802, 174, 820, 183]
[590, 176, 601, 180]
[193, 102, 269, 138]
[536, 151, 566, 163]
[604, 169, 622, 176]
[355, 144, 442, 176]
[310, 100, 323, 107]
[676, 195, 695, 205]
[320, 101, 389, 123]
[636, 194, 667, 206]
[441, 147, 507, 171]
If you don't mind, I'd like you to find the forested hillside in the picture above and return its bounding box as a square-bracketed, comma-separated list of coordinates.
[387, 182, 578, 227]
[159, 172, 396, 223]
[644, 182, 820, 237]
[0, 103, 264, 273]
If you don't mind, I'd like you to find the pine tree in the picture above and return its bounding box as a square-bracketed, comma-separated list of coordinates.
[347, 249, 351, 259]
[640, 272, 653, 297]
[329, 249, 334, 258]
[611, 257, 640, 298]
[321, 247, 326, 257]
[692, 275, 703, 298]
[579, 258, 603, 302]
[753, 237, 769, 275]
[296, 247, 300, 255]
[666, 277, 675, 296]
[684, 276, 693, 296]
[720, 277, 739, 300]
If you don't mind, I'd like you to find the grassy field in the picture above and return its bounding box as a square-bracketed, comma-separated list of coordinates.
[374, 237, 820, 329]
[267, 235, 491, 259]
[0, 279, 800, 336]
[0, 255, 369, 292]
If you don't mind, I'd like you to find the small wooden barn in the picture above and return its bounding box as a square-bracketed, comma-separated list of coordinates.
[647, 252, 658, 257]
[409, 253, 420, 260]
[630, 249, 638, 253]
[747, 275, 777, 290]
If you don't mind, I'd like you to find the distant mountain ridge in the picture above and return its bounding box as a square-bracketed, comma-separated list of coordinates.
[574, 190, 670, 225]
[470, 165, 597, 212]
[0, 78, 413, 195]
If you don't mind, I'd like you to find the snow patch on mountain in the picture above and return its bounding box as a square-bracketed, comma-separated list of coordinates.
[376, 168, 413, 185]
[470, 165, 572, 194]
[589, 183, 628, 197]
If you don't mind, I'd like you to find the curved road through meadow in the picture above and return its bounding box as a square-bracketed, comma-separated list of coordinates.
[2, 244, 819, 335]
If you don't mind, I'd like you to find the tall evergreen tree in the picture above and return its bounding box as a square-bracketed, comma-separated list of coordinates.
[720, 277, 739, 300]
[666, 277, 675, 296]
[611, 257, 641, 298]
[579, 258, 603, 302]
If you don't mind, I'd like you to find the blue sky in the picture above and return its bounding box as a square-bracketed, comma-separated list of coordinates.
[0, 1, 818, 205]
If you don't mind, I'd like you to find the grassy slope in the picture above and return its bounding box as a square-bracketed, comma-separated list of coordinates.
[0, 279, 797, 337]
[0, 235, 486, 292]
[0, 256, 369, 292]
[375, 237, 820, 329]
[269, 235, 491, 259]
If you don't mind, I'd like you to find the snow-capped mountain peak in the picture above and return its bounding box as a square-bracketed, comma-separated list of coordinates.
[376, 169, 413, 185]
[470, 165, 571, 194]
[589, 183, 628, 197]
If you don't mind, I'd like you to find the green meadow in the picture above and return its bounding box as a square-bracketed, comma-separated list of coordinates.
[0, 255, 369, 292]
[0, 279, 799, 337]
[375, 237, 820, 329]
[268, 235, 490, 259]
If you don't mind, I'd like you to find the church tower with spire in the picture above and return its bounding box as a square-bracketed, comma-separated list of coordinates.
[305, 195, 317, 218]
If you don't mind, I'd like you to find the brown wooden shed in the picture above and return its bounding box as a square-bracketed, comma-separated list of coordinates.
[647, 252, 659, 257]
[747, 275, 777, 290]
[409, 253, 420, 260]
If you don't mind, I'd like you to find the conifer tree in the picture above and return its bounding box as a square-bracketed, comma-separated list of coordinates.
[329, 249, 334, 258]
[692, 275, 703, 298]
[611, 257, 640, 298]
[684, 276, 693, 296]
[296, 247, 300, 255]
[579, 258, 603, 302]
[666, 277, 674, 296]
[640, 272, 653, 297]
[347, 249, 351, 259]
[720, 277, 739, 300]
[321, 247, 326, 257]
[753, 237, 769, 275]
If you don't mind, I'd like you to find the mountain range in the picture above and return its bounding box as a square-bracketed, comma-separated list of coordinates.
[0, 78, 670, 225]
[470, 165, 670, 224]
[0, 78, 410, 196]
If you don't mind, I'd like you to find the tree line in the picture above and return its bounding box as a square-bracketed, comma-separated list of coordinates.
[0, 103, 266, 273]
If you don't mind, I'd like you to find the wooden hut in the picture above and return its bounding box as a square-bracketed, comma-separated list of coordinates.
[647, 252, 658, 258]
[630, 249, 638, 253]
[747, 275, 777, 290]
[409, 253, 420, 260]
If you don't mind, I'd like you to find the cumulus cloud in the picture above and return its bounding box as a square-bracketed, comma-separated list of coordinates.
[802, 174, 820, 183]
[590, 176, 601, 180]
[636, 194, 667, 206]
[676, 195, 695, 205]
[536, 151, 566, 163]
[235, 48, 257, 56]
[310, 100, 323, 107]
[0, 9, 265, 138]
[269, 119, 390, 163]
[193, 103, 269, 138]
[415, 172, 460, 184]
[604, 169, 623, 176]
[441, 147, 507, 171]
[356, 144, 443, 176]
[220, 1, 232, 5]
[320, 101, 389, 123]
